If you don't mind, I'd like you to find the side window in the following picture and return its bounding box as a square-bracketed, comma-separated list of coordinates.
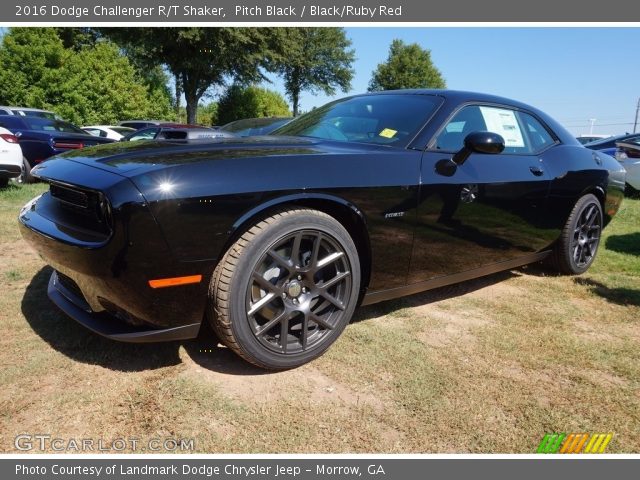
[518, 112, 556, 152]
[83, 128, 101, 137]
[128, 128, 158, 142]
[434, 105, 488, 152]
[434, 104, 541, 154]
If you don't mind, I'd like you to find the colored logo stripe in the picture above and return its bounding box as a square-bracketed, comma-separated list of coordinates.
[537, 433, 613, 453]
[537, 433, 566, 453]
[584, 433, 613, 453]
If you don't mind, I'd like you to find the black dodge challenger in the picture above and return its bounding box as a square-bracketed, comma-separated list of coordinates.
[19, 90, 625, 369]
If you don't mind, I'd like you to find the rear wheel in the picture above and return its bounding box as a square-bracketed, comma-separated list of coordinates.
[208, 207, 360, 370]
[14, 157, 34, 184]
[0, 178, 8, 188]
[552, 194, 603, 274]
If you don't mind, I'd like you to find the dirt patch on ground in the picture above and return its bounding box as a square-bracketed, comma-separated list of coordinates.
[418, 308, 490, 348]
[179, 346, 387, 413]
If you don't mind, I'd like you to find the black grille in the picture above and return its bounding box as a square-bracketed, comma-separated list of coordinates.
[50, 184, 90, 209]
[56, 271, 86, 302]
[48, 182, 112, 235]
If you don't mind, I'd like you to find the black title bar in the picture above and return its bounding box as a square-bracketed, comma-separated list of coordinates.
[5, 0, 640, 22]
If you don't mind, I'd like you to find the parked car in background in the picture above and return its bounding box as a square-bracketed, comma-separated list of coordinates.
[219, 117, 292, 137]
[121, 125, 235, 142]
[576, 134, 610, 145]
[0, 126, 23, 187]
[117, 120, 204, 130]
[82, 125, 136, 140]
[0, 116, 115, 183]
[18, 90, 625, 370]
[0, 106, 60, 120]
[614, 141, 640, 193]
[584, 133, 640, 156]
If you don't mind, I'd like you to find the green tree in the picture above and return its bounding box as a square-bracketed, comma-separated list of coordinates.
[49, 42, 172, 125]
[54, 27, 99, 51]
[217, 85, 290, 125]
[100, 28, 279, 124]
[0, 28, 66, 108]
[0, 28, 172, 125]
[273, 28, 354, 116]
[368, 39, 446, 92]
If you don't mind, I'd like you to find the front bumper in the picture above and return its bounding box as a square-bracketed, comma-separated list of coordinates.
[18, 159, 215, 340]
[48, 269, 201, 342]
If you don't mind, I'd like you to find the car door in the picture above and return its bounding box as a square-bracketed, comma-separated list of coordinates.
[408, 104, 558, 284]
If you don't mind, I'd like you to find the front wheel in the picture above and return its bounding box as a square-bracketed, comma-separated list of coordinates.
[208, 208, 361, 370]
[552, 194, 603, 275]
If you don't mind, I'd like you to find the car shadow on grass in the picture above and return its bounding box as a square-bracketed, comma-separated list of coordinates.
[22, 266, 525, 375]
[605, 233, 640, 256]
[23, 266, 268, 375]
[182, 325, 272, 377]
[22, 266, 183, 372]
[573, 277, 640, 307]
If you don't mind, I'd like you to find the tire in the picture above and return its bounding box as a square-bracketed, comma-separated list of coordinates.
[625, 183, 640, 198]
[551, 194, 603, 275]
[208, 207, 361, 370]
[14, 157, 34, 184]
[0, 178, 8, 188]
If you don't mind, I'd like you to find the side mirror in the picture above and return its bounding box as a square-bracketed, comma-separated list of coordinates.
[453, 131, 505, 165]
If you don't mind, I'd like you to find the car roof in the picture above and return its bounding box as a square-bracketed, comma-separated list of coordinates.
[360, 89, 544, 111]
[0, 106, 55, 113]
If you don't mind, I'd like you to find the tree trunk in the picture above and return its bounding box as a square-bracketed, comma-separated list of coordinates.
[292, 90, 300, 117]
[185, 97, 198, 125]
[174, 74, 182, 120]
[183, 77, 199, 125]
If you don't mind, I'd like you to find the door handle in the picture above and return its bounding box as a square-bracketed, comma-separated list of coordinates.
[529, 166, 544, 176]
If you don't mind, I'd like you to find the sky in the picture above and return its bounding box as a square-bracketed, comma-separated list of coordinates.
[265, 27, 640, 136]
[1, 27, 638, 136]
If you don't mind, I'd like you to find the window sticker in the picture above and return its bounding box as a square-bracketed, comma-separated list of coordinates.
[378, 128, 397, 138]
[479, 107, 525, 148]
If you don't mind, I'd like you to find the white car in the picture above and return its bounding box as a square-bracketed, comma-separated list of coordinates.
[81, 125, 136, 140]
[0, 126, 23, 187]
[615, 141, 640, 191]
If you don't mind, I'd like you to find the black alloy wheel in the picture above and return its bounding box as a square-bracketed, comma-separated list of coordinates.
[208, 207, 361, 369]
[247, 230, 353, 355]
[552, 194, 603, 274]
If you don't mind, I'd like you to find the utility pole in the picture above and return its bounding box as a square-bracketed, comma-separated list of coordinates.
[634, 97, 640, 134]
[589, 118, 596, 135]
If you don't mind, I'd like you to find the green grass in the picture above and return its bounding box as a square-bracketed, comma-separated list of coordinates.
[1, 182, 639, 453]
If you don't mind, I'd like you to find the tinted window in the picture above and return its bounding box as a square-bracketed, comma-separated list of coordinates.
[222, 118, 291, 136]
[434, 105, 548, 154]
[22, 117, 85, 134]
[111, 126, 135, 134]
[0, 116, 26, 130]
[83, 128, 102, 137]
[274, 94, 441, 146]
[518, 112, 556, 152]
[125, 128, 159, 141]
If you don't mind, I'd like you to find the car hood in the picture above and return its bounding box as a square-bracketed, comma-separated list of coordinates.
[43, 136, 385, 177]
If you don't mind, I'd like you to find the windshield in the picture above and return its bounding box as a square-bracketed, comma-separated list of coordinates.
[23, 117, 85, 134]
[111, 126, 136, 134]
[273, 94, 441, 146]
[221, 117, 291, 136]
